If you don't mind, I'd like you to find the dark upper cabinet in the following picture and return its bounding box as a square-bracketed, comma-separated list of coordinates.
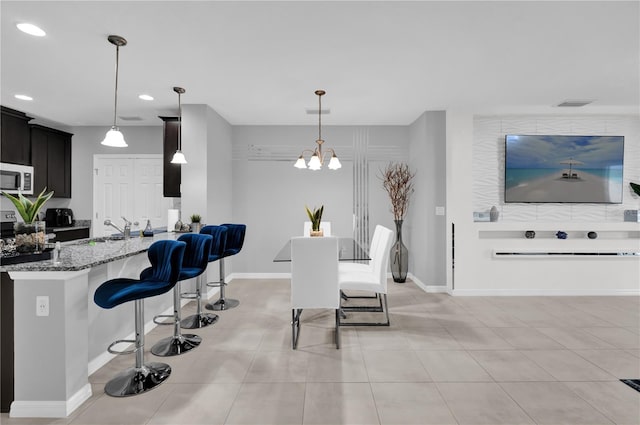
[1, 106, 33, 165]
[160, 116, 181, 197]
[30, 125, 72, 198]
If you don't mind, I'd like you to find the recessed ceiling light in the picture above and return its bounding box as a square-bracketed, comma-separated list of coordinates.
[14, 94, 33, 101]
[138, 94, 154, 101]
[16, 23, 46, 37]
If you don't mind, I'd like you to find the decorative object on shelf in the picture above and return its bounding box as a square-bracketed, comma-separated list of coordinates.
[294, 90, 341, 170]
[305, 205, 324, 237]
[624, 210, 640, 222]
[190, 214, 202, 233]
[170, 87, 187, 164]
[587, 231, 598, 239]
[2, 187, 54, 253]
[490, 206, 500, 222]
[381, 162, 415, 283]
[556, 231, 568, 239]
[473, 211, 490, 222]
[525, 230, 536, 239]
[101, 35, 128, 147]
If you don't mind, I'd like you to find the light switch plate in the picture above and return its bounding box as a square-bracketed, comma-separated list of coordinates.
[435, 206, 445, 216]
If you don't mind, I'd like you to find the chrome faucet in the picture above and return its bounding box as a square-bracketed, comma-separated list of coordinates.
[121, 216, 132, 238]
[104, 217, 138, 238]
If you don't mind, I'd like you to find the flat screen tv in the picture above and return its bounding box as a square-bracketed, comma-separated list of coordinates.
[504, 135, 624, 203]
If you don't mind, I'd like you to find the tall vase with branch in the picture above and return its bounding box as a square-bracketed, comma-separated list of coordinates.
[381, 162, 415, 283]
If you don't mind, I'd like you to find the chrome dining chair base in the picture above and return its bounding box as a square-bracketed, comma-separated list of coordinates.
[180, 312, 219, 329]
[104, 362, 171, 397]
[205, 298, 239, 311]
[339, 294, 390, 327]
[151, 334, 202, 357]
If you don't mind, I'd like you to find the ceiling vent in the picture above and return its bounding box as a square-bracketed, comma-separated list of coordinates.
[118, 115, 144, 121]
[306, 108, 330, 115]
[556, 100, 593, 107]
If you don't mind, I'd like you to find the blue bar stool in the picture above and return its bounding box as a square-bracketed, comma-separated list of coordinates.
[181, 225, 227, 328]
[147, 233, 212, 356]
[93, 239, 186, 397]
[205, 223, 246, 311]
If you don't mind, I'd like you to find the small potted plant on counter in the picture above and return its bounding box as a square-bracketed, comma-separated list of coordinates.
[190, 214, 203, 233]
[2, 188, 54, 253]
[305, 205, 324, 237]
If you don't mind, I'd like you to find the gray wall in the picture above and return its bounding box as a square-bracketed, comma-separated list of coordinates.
[231, 125, 409, 274]
[408, 111, 447, 286]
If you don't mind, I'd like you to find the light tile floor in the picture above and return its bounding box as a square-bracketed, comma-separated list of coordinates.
[3, 278, 640, 425]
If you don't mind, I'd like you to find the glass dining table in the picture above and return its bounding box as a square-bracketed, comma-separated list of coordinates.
[273, 237, 370, 262]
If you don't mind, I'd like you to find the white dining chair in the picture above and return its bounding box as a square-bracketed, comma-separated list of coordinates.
[290, 236, 340, 349]
[339, 225, 394, 326]
[303, 221, 332, 237]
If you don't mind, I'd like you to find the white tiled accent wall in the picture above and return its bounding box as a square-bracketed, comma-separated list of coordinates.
[473, 116, 640, 222]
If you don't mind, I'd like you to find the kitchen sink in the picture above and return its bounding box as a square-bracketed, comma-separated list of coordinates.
[87, 236, 126, 244]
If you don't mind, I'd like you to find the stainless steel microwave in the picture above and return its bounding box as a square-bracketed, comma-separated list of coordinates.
[0, 162, 34, 195]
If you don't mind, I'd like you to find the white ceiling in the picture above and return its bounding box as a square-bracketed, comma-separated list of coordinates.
[1, 1, 638, 127]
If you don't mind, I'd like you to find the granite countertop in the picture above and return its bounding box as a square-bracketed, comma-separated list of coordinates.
[51, 225, 91, 232]
[1, 232, 179, 273]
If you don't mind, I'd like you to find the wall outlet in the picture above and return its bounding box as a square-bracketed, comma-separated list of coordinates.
[435, 206, 445, 216]
[36, 296, 49, 317]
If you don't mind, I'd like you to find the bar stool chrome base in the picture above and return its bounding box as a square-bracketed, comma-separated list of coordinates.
[206, 298, 239, 311]
[181, 312, 219, 329]
[151, 334, 202, 356]
[104, 362, 171, 397]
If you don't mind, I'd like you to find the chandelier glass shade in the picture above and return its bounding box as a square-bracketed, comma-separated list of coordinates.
[294, 90, 341, 171]
[101, 35, 128, 148]
[170, 87, 188, 164]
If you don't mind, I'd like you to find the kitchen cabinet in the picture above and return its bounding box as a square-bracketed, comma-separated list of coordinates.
[160, 116, 181, 197]
[52, 227, 90, 242]
[30, 125, 72, 198]
[1, 106, 32, 165]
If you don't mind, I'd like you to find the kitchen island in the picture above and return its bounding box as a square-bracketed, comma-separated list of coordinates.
[1, 232, 188, 418]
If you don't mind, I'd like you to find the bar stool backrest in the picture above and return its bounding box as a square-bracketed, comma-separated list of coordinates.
[147, 240, 187, 284]
[200, 225, 228, 260]
[178, 233, 213, 270]
[221, 223, 246, 255]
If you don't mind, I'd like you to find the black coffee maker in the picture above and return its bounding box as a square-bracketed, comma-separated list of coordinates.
[45, 208, 74, 228]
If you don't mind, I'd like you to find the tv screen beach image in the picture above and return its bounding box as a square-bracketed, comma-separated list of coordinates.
[505, 135, 624, 203]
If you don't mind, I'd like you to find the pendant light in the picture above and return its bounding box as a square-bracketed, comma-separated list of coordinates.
[294, 90, 341, 170]
[170, 87, 187, 164]
[101, 35, 128, 147]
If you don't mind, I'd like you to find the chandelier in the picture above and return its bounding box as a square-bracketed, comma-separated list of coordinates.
[294, 90, 341, 170]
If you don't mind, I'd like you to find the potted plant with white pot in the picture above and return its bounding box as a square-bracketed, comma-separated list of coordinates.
[2, 188, 54, 253]
[305, 205, 324, 237]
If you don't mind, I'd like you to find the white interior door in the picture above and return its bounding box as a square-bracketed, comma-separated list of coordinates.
[93, 155, 172, 237]
[134, 158, 168, 230]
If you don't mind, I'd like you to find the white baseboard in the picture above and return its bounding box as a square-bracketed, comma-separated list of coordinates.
[230, 272, 291, 279]
[450, 288, 640, 296]
[10, 383, 92, 418]
[405, 273, 448, 293]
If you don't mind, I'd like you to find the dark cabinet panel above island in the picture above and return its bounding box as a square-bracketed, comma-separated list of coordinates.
[30, 124, 72, 198]
[1, 106, 33, 166]
[160, 116, 181, 197]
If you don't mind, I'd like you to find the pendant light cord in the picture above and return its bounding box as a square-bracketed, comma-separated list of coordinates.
[318, 92, 322, 142]
[113, 44, 120, 128]
[177, 91, 182, 150]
